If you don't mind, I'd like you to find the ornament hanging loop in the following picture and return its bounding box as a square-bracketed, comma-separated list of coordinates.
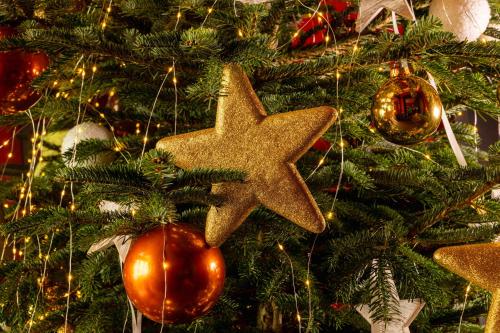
[389, 59, 412, 78]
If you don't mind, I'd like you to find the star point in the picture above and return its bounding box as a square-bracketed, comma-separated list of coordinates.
[434, 243, 500, 333]
[156, 64, 337, 246]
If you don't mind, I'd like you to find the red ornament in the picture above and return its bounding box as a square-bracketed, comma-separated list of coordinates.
[386, 23, 405, 35]
[0, 27, 50, 114]
[330, 302, 348, 311]
[312, 137, 332, 152]
[342, 183, 353, 192]
[291, 0, 356, 49]
[123, 224, 225, 324]
[0, 26, 16, 39]
[321, 0, 351, 12]
[90, 91, 119, 113]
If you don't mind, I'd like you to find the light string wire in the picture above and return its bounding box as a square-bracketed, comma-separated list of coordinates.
[138, 66, 173, 164]
[159, 223, 168, 333]
[278, 243, 302, 333]
[273, 1, 360, 330]
[458, 283, 472, 333]
[0, 126, 18, 179]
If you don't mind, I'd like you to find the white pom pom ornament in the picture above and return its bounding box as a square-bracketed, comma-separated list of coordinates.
[429, 0, 490, 41]
[61, 122, 113, 167]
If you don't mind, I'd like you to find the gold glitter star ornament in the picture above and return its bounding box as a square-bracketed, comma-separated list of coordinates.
[156, 64, 337, 247]
[434, 243, 500, 333]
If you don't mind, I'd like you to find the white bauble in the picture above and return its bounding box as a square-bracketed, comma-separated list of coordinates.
[98, 200, 136, 214]
[61, 122, 113, 167]
[429, 0, 490, 41]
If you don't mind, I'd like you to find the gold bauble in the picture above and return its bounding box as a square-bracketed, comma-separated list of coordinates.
[372, 72, 442, 145]
[157, 64, 337, 247]
[434, 243, 500, 333]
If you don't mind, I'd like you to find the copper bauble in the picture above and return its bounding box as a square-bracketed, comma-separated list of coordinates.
[0, 27, 49, 114]
[371, 68, 442, 145]
[123, 224, 225, 324]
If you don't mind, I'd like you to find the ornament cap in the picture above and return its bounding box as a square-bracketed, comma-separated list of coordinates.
[389, 59, 412, 78]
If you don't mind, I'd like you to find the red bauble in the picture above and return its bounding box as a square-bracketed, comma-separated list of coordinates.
[321, 0, 352, 12]
[0, 27, 49, 114]
[0, 26, 16, 39]
[123, 224, 225, 324]
[312, 137, 332, 152]
[386, 23, 405, 35]
[291, 0, 356, 49]
[330, 302, 348, 311]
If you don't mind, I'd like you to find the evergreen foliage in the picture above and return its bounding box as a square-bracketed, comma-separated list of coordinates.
[0, 0, 498, 332]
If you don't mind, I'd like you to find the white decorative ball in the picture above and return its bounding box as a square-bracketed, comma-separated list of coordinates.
[61, 122, 113, 167]
[429, 0, 490, 41]
[98, 200, 136, 214]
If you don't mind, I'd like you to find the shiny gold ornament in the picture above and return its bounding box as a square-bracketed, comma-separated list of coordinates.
[157, 64, 337, 247]
[434, 243, 500, 333]
[371, 63, 442, 145]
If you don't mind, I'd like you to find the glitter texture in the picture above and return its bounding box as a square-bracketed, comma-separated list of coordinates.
[434, 243, 500, 333]
[156, 64, 337, 247]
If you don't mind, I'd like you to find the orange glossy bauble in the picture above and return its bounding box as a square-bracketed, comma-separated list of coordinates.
[123, 224, 225, 324]
[0, 27, 49, 114]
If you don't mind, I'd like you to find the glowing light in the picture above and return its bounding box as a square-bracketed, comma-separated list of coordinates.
[238, 29, 243, 37]
[209, 261, 218, 271]
[92, 65, 97, 73]
[133, 259, 151, 279]
[432, 106, 441, 119]
[424, 154, 431, 160]
[318, 158, 325, 166]
[305, 279, 310, 287]
[177, 12, 181, 19]
[297, 314, 301, 321]
[208, 7, 213, 14]
[278, 243, 284, 251]
[326, 211, 334, 220]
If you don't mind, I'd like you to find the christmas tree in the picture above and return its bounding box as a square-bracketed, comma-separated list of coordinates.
[0, 0, 499, 332]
